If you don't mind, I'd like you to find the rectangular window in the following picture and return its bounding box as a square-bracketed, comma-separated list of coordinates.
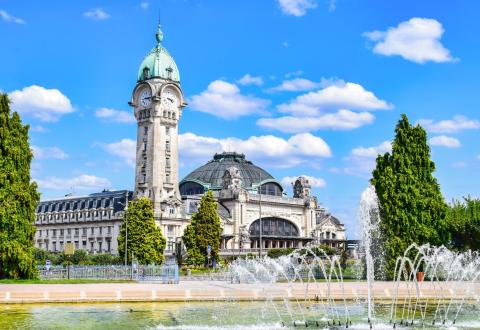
[91, 227, 94, 234]
[108, 226, 112, 234]
[167, 225, 174, 235]
[107, 241, 111, 252]
[82, 228, 87, 235]
[99, 226, 102, 234]
[166, 141, 170, 151]
[166, 157, 170, 168]
[67, 228, 71, 235]
[98, 241, 102, 252]
[167, 237, 174, 251]
[90, 242, 94, 252]
[144, 126, 148, 135]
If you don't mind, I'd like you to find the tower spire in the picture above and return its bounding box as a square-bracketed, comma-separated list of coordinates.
[155, 13, 163, 44]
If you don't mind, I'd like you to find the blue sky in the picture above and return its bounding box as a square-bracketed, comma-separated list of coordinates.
[1, 0, 479, 238]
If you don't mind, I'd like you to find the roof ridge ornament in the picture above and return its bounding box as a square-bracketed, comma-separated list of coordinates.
[155, 22, 164, 44]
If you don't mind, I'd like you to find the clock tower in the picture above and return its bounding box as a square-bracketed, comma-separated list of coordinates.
[130, 24, 186, 238]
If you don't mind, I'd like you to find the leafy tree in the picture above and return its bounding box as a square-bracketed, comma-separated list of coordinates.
[70, 249, 89, 264]
[0, 94, 40, 279]
[117, 197, 166, 265]
[446, 197, 480, 251]
[371, 114, 448, 279]
[182, 219, 203, 266]
[182, 191, 222, 266]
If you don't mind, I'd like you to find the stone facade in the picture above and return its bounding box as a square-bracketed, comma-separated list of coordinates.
[181, 166, 346, 255]
[33, 24, 346, 256]
[34, 190, 132, 255]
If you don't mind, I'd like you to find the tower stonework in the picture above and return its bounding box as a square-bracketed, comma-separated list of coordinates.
[130, 24, 186, 248]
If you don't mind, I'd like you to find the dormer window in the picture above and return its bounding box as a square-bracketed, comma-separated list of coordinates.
[143, 67, 150, 80]
[166, 67, 173, 80]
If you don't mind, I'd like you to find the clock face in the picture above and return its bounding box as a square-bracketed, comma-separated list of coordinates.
[161, 88, 178, 110]
[139, 88, 152, 107]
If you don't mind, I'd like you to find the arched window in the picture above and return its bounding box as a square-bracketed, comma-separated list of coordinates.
[179, 181, 205, 196]
[258, 182, 283, 196]
[249, 217, 299, 237]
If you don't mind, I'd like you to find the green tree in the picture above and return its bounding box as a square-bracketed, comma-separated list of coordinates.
[446, 197, 480, 251]
[0, 94, 40, 279]
[371, 114, 448, 278]
[117, 197, 166, 265]
[182, 191, 222, 266]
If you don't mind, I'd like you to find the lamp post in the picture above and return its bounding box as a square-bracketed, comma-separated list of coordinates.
[259, 190, 263, 258]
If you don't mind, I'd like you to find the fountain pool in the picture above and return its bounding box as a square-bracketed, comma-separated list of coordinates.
[1, 301, 480, 329]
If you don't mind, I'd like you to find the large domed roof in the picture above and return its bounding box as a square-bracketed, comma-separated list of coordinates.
[137, 24, 180, 82]
[180, 152, 278, 191]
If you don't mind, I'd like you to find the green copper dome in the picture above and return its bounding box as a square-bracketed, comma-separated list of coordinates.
[180, 152, 283, 193]
[137, 24, 180, 82]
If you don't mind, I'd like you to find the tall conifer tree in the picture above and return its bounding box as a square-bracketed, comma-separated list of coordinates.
[371, 114, 448, 278]
[0, 94, 40, 279]
[182, 190, 222, 266]
[117, 197, 166, 265]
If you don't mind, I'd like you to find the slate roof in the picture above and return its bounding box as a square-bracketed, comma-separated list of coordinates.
[36, 190, 133, 214]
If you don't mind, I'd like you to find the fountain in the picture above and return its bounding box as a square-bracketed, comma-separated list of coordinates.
[223, 185, 480, 329]
[358, 185, 384, 328]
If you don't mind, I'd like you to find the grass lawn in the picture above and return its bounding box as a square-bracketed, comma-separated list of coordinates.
[0, 279, 134, 284]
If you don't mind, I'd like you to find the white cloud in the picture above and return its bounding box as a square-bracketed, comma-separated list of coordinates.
[418, 115, 480, 133]
[31, 146, 68, 160]
[179, 132, 331, 168]
[189, 80, 270, 119]
[103, 132, 331, 170]
[257, 109, 375, 133]
[98, 139, 136, 167]
[237, 74, 263, 86]
[268, 77, 344, 93]
[95, 107, 135, 123]
[337, 141, 391, 177]
[0, 10, 26, 24]
[35, 175, 111, 191]
[285, 70, 303, 78]
[429, 135, 461, 148]
[268, 78, 322, 92]
[30, 125, 49, 133]
[363, 17, 456, 64]
[9, 85, 74, 122]
[83, 8, 110, 20]
[277, 0, 317, 17]
[281, 175, 326, 188]
[277, 81, 392, 116]
[140, 2, 149, 9]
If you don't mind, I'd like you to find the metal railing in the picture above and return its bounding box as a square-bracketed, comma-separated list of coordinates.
[38, 264, 179, 283]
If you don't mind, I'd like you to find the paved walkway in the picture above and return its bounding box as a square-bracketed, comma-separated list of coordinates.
[0, 281, 478, 304]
